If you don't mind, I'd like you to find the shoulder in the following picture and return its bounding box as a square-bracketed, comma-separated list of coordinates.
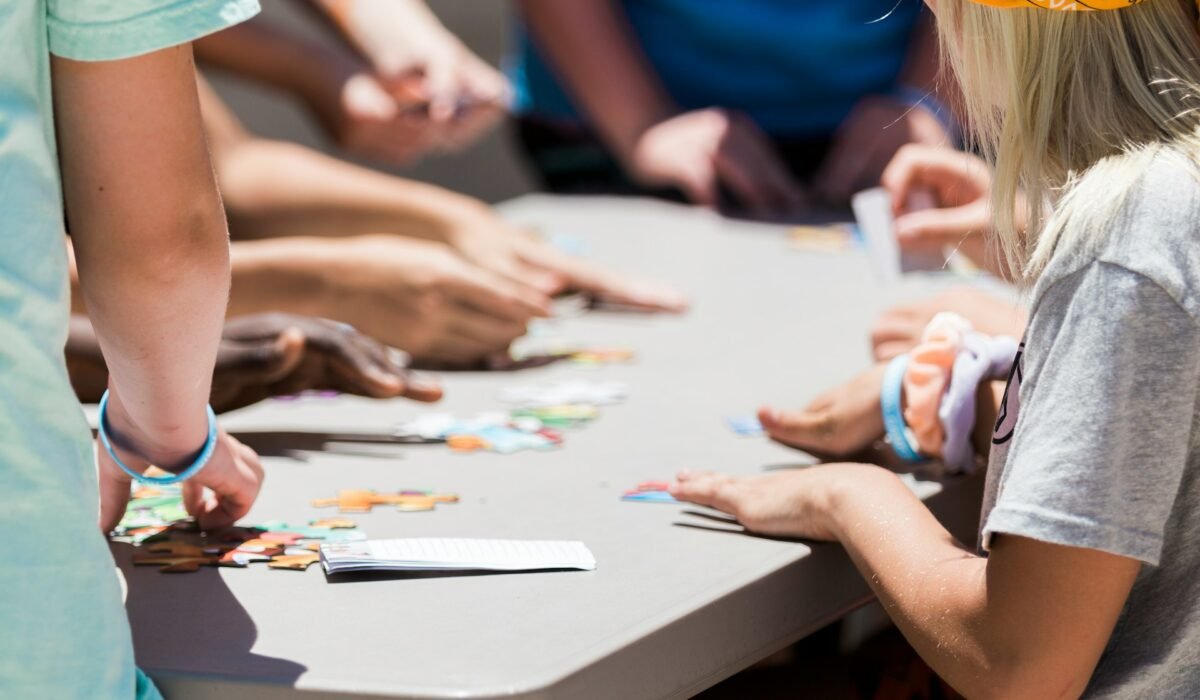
[1034, 150, 1200, 322]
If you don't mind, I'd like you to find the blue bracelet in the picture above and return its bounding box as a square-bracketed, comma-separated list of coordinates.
[98, 390, 218, 485]
[881, 354, 926, 463]
[889, 85, 962, 148]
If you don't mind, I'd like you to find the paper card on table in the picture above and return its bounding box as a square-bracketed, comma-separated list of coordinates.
[320, 538, 597, 574]
[852, 188, 902, 283]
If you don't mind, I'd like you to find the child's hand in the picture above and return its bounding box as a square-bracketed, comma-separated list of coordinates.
[669, 464, 885, 540]
[757, 363, 888, 459]
[181, 430, 265, 532]
[629, 108, 806, 214]
[880, 144, 994, 249]
[212, 314, 443, 412]
[814, 96, 952, 205]
[97, 428, 264, 533]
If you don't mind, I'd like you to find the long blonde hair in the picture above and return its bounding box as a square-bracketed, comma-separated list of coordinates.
[937, 0, 1200, 284]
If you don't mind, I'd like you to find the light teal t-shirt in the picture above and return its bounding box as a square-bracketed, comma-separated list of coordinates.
[0, 1, 257, 697]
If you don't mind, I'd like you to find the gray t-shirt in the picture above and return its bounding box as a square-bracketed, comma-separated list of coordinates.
[982, 153, 1200, 698]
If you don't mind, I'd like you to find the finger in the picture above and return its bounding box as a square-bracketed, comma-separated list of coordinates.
[423, 334, 497, 367]
[873, 340, 913, 363]
[446, 306, 526, 350]
[716, 133, 804, 211]
[518, 242, 689, 313]
[880, 144, 959, 214]
[217, 328, 306, 384]
[894, 205, 987, 246]
[444, 270, 552, 322]
[423, 64, 461, 123]
[437, 103, 504, 152]
[181, 480, 211, 523]
[668, 473, 739, 513]
[97, 459, 133, 533]
[342, 73, 400, 122]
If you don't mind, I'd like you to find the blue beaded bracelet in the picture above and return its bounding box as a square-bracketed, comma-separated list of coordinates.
[98, 390, 218, 485]
[881, 354, 926, 464]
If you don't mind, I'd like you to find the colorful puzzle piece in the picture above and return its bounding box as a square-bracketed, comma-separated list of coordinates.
[622, 481, 680, 504]
[113, 484, 367, 574]
[311, 490, 459, 514]
[725, 415, 765, 437]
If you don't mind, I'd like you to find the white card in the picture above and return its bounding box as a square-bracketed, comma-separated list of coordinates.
[320, 538, 597, 574]
[852, 187, 902, 284]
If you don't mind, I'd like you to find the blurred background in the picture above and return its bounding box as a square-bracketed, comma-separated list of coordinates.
[207, 1, 534, 203]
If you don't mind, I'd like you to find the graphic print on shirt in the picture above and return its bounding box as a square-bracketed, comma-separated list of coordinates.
[992, 342, 1024, 445]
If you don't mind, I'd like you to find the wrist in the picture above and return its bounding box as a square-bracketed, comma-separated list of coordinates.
[102, 387, 209, 472]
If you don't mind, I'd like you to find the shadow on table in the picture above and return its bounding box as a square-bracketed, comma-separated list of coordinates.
[113, 541, 308, 687]
[324, 568, 590, 584]
[232, 430, 417, 460]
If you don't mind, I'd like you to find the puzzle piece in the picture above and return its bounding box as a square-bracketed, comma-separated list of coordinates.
[268, 553, 320, 571]
[725, 415, 765, 437]
[132, 552, 221, 573]
[622, 481, 680, 504]
[311, 490, 459, 514]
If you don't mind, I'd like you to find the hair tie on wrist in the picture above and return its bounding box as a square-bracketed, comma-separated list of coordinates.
[97, 390, 218, 485]
[939, 333, 1020, 474]
[882, 354, 926, 463]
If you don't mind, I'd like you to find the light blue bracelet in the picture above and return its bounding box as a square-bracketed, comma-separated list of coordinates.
[881, 354, 925, 463]
[98, 390, 218, 485]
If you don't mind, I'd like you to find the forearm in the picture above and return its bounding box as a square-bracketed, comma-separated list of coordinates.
[56, 48, 228, 464]
[516, 0, 676, 160]
[227, 238, 339, 319]
[217, 138, 488, 242]
[194, 20, 351, 113]
[829, 467, 1015, 696]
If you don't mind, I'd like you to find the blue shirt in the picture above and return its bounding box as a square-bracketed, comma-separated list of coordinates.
[510, 0, 923, 138]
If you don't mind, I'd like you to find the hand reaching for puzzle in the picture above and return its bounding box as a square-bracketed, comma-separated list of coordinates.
[98, 427, 265, 534]
[755, 363, 888, 460]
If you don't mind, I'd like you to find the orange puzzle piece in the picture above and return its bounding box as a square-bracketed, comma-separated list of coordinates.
[311, 490, 459, 514]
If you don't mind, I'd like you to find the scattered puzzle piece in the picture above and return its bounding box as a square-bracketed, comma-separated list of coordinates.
[268, 553, 320, 571]
[622, 481, 680, 504]
[311, 490, 459, 514]
[725, 415, 765, 437]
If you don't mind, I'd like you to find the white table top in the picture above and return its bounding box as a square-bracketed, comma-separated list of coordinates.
[117, 196, 994, 700]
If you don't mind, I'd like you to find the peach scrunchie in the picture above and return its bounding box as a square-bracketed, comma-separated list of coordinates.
[902, 312, 973, 457]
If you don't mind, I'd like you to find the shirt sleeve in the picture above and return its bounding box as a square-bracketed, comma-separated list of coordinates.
[983, 261, 1200, 566]
[48, 0, 259, 61]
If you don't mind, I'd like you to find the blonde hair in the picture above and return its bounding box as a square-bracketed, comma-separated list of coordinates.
[937, 0, 1200, 284]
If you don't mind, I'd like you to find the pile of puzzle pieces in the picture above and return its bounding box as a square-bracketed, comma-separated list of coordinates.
[393, 380, 625, 455]
[111, 483, 365, 573]
[128, 518, 364, 573]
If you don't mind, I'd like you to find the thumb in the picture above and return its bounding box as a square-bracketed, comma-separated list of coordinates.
[342, 73, 400, 121]
[97, 451, 133, 534]
[423, 65, 460, 123]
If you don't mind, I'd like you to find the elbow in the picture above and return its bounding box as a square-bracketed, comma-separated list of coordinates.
[125, 193, 231, 287]
[962, 655, 1094, 700]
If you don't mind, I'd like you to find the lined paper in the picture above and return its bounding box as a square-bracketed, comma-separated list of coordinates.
[320, 538, 597, 574]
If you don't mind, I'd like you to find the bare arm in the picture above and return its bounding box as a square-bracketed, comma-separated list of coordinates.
[830, 468, 1139, 697]
[56, 46, 227, 466]
[196, 74, 488, 243]
[516, 0, 675, 162]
